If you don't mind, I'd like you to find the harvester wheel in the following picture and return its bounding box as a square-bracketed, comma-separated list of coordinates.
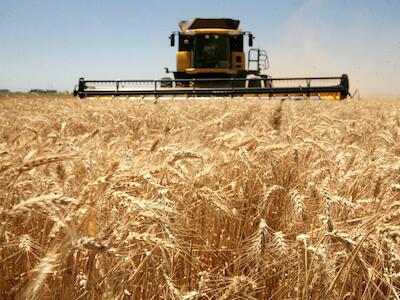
[262, 75, 273, 88]
[246, 75, 262, 88]
[161, 77, 173, 88]
[176, 81, 189, 87]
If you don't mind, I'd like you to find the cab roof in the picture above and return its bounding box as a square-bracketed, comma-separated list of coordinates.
[179, 18, 240, 30]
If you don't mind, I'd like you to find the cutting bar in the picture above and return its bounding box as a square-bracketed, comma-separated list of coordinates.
[74, 74, 349, 100]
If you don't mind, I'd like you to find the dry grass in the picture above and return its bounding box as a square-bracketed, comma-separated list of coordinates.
[0, 94, 399, 299]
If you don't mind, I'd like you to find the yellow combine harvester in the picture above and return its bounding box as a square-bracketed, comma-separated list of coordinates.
[74, 18, 349, 100]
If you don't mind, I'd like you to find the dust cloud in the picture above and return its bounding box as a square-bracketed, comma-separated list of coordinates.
[264, 0, 400, 96]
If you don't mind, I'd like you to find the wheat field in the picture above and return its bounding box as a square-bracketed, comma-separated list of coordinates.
[0, 94, 399, 299]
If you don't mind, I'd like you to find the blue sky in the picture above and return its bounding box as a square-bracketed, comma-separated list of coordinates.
[1, 0, 399, 95]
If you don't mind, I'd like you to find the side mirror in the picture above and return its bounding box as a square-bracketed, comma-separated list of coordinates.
[248, 34, 253, 47]
[170, 33, 175, 47]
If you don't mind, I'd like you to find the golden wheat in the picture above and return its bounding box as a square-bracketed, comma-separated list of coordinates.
[0, 94, 399, 299]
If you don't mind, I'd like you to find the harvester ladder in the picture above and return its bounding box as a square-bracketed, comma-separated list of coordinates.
[248, 48, 269, 72]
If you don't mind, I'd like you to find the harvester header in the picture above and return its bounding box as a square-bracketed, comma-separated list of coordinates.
[74, 18, 349, 100]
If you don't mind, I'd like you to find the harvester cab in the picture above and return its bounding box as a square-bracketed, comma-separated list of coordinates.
[74, 18, 349, 100]
[166, 18, 267, 86]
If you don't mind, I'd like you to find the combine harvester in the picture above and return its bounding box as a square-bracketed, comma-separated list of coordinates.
[74, 18, 349, 100]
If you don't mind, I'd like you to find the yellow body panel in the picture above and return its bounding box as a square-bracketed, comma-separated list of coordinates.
[231, 51, 245, 71]
[177, 51, 244, 74]
[185, 68, 237, 74]
[266, 92, 342, 100]
[181, 28, 242, 35]
[176, 51, 191, 72]
[317, 92, 341, 100]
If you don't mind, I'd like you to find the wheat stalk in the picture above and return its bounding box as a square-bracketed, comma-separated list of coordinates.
[1, 95, 399, 299]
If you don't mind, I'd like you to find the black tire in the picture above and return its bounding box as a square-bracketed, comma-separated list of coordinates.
[264, 79, 272, 88]
[176, 80, 190, 87]
[247, 78, 262, 88]
[160, 77, 173, 88]
[261, 75, 273, 88]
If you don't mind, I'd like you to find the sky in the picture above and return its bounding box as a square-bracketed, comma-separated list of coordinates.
[0, 0, 399, 95]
